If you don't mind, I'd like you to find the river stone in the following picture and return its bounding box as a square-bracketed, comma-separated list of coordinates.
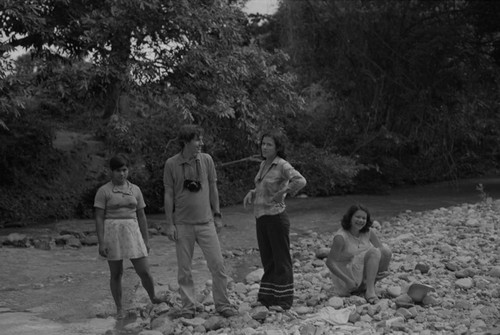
[387, 286, 402, 298]
[240, 327, 258, 335]
[81, 235, 98, 246]
[294, 306, 312, 315]
[456, 256, 472, 264]
[445, 262, 459, 271]
[181, 317, 205, 327]
[415, 263, 430, 274]
[250, 306, 268, 320]
[327, 297, 344, 309]
[455, 278, 474, 289]
[488, 266, 500, 278]
[234, 282, 247, 294]
[465, 218, 480, 227]
[245, 268, 264, 284]
[33, 237, 55, 250]
[422, 295, 439, 306]
[66, 236, 82, 248]
[138, 331, 163, 335]
[315, 247, 330, 259]
[395, 294, 414, 308]
[455, 267, 476, 278]
[6, 233, 29, 247]
[203, 315, 226, 331]
[299, 324, 317, 335]
[407, 283, 435, 303]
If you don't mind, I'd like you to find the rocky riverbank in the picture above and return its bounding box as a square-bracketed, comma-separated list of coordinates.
[103, 199, 500, 335]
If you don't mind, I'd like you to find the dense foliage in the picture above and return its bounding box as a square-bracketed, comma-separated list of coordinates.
[0, 0, 361, 224]
[1, 0, 499, 224]
[259, 0, 500, 185]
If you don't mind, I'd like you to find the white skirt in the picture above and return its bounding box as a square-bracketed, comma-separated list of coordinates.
[330, 250, 368, 296]
[104, 218, 148, 261]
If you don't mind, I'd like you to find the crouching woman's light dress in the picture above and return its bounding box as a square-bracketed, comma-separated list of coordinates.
[330, 229, 372, 296]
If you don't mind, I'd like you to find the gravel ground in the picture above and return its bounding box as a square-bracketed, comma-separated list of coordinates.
[114, 199, 500, 335]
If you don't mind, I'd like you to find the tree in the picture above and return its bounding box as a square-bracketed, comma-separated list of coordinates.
[0, 0, 307, 222]
[260, 0, 500, 183]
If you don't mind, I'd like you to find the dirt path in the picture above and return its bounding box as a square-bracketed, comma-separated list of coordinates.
[1, 177, 499, 334]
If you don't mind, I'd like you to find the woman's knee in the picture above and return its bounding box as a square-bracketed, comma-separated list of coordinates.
[380, 245, 392, 260]
[366, 247, 381, 260]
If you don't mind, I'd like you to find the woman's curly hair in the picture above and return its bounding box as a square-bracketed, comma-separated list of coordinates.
[341, 204, 373, 233]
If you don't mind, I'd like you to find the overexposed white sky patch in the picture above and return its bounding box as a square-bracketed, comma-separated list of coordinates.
[3, 0, 280, 61]
[243, 0, 279, 15]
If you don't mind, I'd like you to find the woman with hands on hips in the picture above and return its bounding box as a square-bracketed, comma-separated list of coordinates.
[325, 204, 392, 304]
[243, 129, 306, 311]
[94, 154, 160, 318]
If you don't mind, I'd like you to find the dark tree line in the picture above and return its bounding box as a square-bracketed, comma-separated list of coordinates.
[1, 0, 499, 224]
[253, 0, 500, 185]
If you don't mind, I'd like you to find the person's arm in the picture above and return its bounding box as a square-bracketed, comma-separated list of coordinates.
[137, 208, 149, 250]
[272, 162, 306, 202]
[95, 208, 107, 257]
[243, 189, 256, 209]
[325, 235, 357, 290]
[369, 230, 382, 248]
[208, 180, 223, 233]
[163, 185, 177, 241]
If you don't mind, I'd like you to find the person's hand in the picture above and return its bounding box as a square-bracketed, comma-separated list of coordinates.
[345, 278, 359, 293]
[145, 242, 151, 253]
[243, 191, 254, 209]
[214, 216, 223, 233]
[164, 225, 177, 241]
[271, 189, 286, 205]
[98, 244, 108, 258]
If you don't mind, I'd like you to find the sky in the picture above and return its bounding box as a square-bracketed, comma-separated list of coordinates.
[3, 0, 280, 61]
[243, 0, 279, 15]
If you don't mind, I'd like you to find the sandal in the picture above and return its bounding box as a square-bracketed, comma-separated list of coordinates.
[376, 271, 390, 281]
[365, 295, 380, 304]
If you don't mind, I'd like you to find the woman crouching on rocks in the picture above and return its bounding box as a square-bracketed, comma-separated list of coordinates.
[94, 154, 161, 318]
[326, 204, 392, 304]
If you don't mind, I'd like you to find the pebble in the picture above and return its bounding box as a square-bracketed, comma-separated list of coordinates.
[455, 278, 474, 289]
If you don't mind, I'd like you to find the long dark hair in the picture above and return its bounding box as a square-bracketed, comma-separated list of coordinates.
[260, 129, 288, 159]
[341, 204, 373, 233]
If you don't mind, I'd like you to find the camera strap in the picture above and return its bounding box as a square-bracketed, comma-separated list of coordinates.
[182, 158, 201, 182]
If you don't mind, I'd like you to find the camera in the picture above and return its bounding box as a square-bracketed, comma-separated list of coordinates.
[184, 179, 202, 192]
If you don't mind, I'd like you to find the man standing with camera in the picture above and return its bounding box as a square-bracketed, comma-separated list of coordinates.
[163, 124, 238, 319]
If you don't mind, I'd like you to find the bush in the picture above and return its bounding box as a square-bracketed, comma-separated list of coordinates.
[288, 143, 367, 196]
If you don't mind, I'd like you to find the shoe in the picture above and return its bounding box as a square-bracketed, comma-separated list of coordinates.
[218, 306, 238, 318]
[269, 305, 285, 313]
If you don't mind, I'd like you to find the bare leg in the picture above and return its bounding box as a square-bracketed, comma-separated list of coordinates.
[131, 257, 160, 303]
[108, 260, 124, 315]
[363, 248, 381, 301]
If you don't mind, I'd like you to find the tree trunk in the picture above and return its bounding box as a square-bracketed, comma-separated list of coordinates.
[101, 33, 131, 119]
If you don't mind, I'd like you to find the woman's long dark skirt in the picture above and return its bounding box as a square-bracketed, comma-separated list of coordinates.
[256, 211, 293, 309]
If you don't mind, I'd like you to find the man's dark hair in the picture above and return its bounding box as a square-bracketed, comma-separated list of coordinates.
[178, 124, 204, 148]
[109, 154, 129, 171]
